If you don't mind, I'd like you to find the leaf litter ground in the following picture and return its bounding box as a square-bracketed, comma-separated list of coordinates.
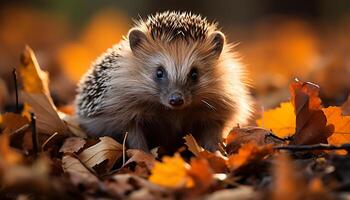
[1, 47, 350, 199]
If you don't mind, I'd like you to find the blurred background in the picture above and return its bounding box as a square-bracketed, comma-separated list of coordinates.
[0, 0, 350, 113]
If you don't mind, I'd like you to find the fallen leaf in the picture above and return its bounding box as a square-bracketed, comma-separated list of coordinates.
[256, 102, 296, 138]
[62, 155, 99, 187]
[0, 112, 29, 135]
[226, 126, 284, 154]
[227, 143, 273, 171]
[272, 153, 305, 200]
[187, 158, 214, 191]
[59, 112, 87, 138]
[184, 134, 204, 156]
[78, 136, 122, 173]
[0, 133, 22, 166]
[323, 107, 350, 146]
[205, 187, 257, 200]
[197, 151, 227, 173]
[256, 79, 332, 146]
[125, 149, 156, 170]
[108, 174, 170, 199]
[59, 137, 87, 154]
[290, 79, 329, 145]
[149, 154, 193, 188]
[19, 46, 68, 136]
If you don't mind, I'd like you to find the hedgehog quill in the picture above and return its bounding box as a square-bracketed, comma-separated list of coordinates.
[75, 11, 252, 152]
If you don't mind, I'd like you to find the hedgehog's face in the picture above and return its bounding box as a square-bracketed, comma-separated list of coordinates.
[128, 28, 225, 110]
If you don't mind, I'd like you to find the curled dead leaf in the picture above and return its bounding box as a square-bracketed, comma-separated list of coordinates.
[19, 46, 68, 136]
[226, 126, 284, 154]
[59, 137, 86, 154]
[78, 136, 122, 173]
[184, 134, 204, 156]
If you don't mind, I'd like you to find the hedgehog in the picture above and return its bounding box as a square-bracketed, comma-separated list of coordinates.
[75, 11, 252, 152]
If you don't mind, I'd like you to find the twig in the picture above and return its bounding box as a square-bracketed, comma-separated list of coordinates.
[12, 68, 19, 113]
[9, 123, 30, 137]
[122, 132, 129, 165]
[31, 112, 39, 157]
[274, 143, 350, 151]
[41, 132, 59, 150]
[266, 132, 293, 142]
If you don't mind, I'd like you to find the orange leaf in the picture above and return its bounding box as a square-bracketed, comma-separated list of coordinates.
[323, 107, 350, 145]
[0, 133, 22, 166]
[149, 154, 193, 188]
[272, 153, 306, 200]
[187, 158, 214, 190]
[227, 143, 273, 171]
[256, 102, 295, 138]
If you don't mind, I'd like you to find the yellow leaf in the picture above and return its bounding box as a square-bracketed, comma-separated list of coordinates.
[149, 154, 193, 188]
[256, 102, 295, 138]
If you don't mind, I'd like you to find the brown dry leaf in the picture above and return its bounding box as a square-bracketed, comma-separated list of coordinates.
[226, 126, 283, 154]
[125, 149, 156, 170]
[272, 153, 306, 200]
[0, 133, 22, 166]
[227, 143, 273, 171]
[62, 155, 99, 187]
[290, 79, 329, 145]
[184, 134, 204, 156]
[197, 151, 227, 173]
[149, 154, 193, 188]
[1, 156, 51, 193]
[187, 158, 214, 191]
[205, 187, 257, 200]
[59, 112, 87, 138]
[0, 112, 29, 135]
[323, 107, 350, 145]
[256, 102, 296, 138]
[78, 136, 122, 172]
[59, 137, 87, 154]
[109, 174, 170, 199]
[19, 46, 68, 136]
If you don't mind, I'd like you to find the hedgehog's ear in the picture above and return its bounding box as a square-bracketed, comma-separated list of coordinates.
[209, 31, 225, 57]
[128, 28, 147, 53]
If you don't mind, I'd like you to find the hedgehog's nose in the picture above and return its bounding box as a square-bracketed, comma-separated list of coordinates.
[169, 92, 184, 106]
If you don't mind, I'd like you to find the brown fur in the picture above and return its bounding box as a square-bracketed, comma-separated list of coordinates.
[75, 12, 252, 152]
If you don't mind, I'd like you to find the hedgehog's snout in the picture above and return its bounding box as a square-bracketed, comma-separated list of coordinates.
[169, 92, 184, 107]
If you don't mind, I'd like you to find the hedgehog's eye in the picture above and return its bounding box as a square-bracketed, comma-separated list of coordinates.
[156, 66, 165, 79]
[189, 68, 198, 81]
